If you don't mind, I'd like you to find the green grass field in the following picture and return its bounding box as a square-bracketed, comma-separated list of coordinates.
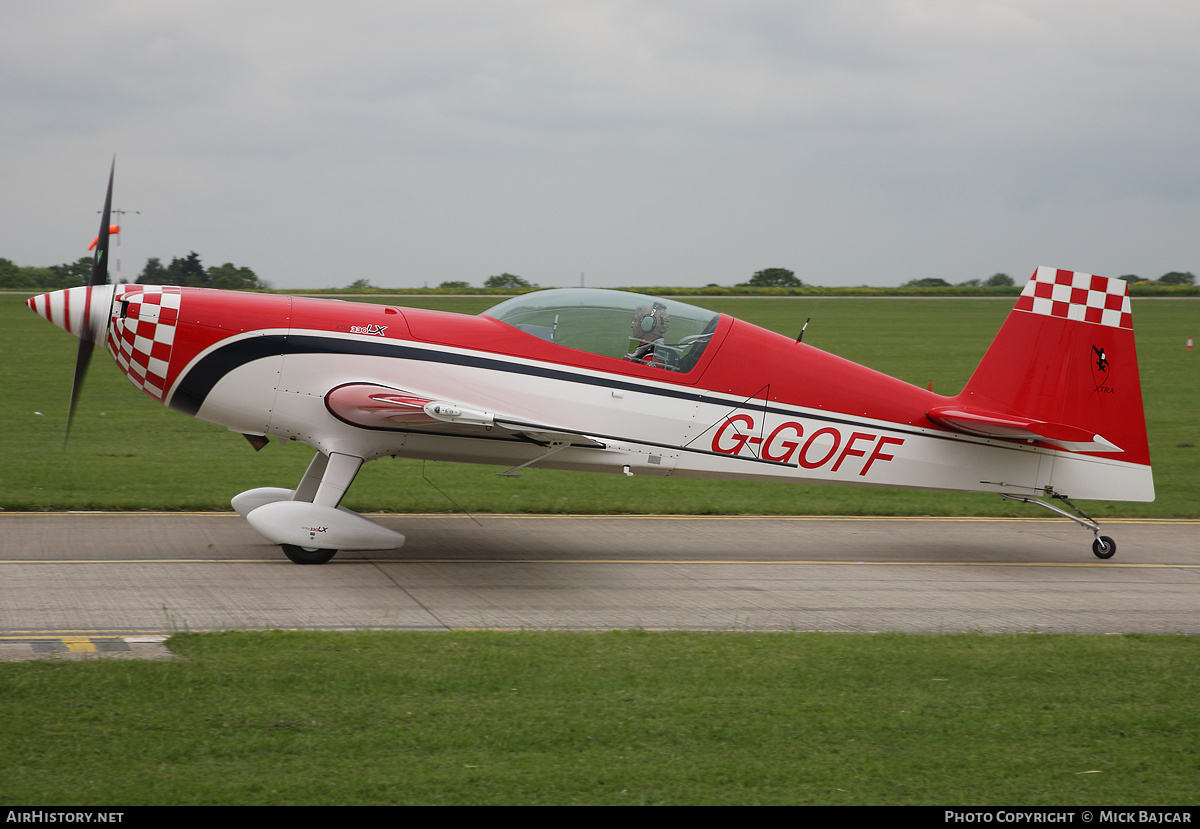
[2, 293, 1196, 515]
[2, 630, 1197, 806]
[3, 293, 1198, 806]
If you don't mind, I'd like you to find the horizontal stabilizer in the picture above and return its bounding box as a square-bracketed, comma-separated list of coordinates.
[925, 405, 1121, 452]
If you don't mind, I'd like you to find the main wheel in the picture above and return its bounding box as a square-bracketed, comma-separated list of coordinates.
[1092, 536, 1116, 560]
[281, 544, 338, 565]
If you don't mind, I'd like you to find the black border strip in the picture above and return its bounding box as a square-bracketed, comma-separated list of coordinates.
[168, 332, 966, 448]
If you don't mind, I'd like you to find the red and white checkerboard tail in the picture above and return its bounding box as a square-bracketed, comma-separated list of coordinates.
[945, 267, 1151, 487]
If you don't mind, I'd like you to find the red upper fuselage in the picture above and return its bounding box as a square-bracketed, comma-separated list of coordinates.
[146, 288, 938, 431]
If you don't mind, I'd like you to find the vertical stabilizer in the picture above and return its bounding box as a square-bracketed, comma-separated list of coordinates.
[926, 267, 1152, 500]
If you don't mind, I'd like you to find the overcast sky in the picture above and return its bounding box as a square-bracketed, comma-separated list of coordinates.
[5, 1, 1200, 289]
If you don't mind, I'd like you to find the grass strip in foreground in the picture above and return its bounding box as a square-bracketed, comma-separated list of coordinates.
[0, 630, 1196, 805]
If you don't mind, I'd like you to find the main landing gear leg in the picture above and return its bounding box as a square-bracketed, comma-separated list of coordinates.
[1000, 491, 1116, 560]
[280, 451, 364, 565]
[292, 450, 330, 505]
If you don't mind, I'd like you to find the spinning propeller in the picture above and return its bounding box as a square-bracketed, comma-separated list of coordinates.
[67, 158, 116, 443]
[25, 158, 119, 446]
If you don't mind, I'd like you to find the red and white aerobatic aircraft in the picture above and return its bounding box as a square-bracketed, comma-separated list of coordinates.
[29, 164, 1153, 563]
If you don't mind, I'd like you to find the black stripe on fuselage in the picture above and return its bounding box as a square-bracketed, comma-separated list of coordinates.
[170, 334, 292, 417]
[168, 331, 959, 446]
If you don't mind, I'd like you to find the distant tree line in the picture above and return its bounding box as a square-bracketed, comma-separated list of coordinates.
[0, 256, 95, 290]
[738, 268, 803, 288]
[902, 272, 1196, 288]
[1, 252, 266, 291]
[904, 273, 1015, 288]
[734, 269, 1193, 289]
[342, 270, 805, 292]
[342, 268, 1199, 292]
[1119, 272, 1195, 285]
[136, 252, 266, 290]
[7, 256, 1194, 294]
[338, 273, 538, 292]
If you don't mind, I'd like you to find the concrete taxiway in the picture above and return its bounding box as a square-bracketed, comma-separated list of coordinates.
[1, 513, 1197, 658]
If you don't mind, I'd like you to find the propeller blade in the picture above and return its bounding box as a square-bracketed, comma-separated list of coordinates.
[88, 159, 115, 288]
[65, 158, 115, 446]
[65, 338, 94, 446]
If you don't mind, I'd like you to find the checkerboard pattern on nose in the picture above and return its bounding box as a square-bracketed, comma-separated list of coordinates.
[105, 285, 182, 401]
[1014, 266, 1132, 329]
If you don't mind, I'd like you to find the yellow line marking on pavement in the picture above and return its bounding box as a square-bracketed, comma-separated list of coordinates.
[1, 627, 1187, 637]
[0, 558, 1195, 568]
[3, 512, 1197, 524]
[0, 559, 276, 564]
[358, 558, 1200, 568]
[0, 635, 167, 640]
[59, 636, 97, 652]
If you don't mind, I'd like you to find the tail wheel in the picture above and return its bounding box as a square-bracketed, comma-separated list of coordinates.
[1092, 536, 1116, 560]
[281, 544, 338, 565]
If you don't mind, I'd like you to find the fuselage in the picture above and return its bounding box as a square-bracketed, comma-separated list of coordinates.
[27, 283, 1152, 502]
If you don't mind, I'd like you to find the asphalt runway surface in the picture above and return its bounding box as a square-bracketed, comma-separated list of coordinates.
[1, 513, 1197, 658]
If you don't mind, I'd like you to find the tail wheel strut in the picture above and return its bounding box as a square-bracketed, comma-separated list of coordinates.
[1000, 491, 1116, 560]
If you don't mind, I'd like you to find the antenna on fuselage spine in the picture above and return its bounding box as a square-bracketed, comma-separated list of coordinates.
[796, 289, 826, 343]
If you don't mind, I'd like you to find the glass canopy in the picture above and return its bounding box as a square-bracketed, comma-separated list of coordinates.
[482, 288, 720, 373]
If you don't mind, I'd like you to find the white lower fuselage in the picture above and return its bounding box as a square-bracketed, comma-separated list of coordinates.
[194, 329, 1151, 503]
